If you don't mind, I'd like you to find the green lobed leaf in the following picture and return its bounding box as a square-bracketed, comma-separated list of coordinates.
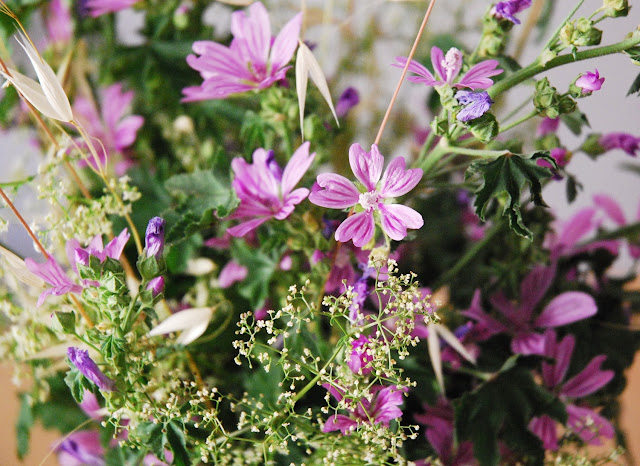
[164, 169, 239, 243]
[466, 151, 554, 240]
[166, 421, 191, 466]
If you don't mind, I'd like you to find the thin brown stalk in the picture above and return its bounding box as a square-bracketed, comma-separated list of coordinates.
[70, 294, 94, 328]
[374, 0, 437, 146]
[0, 186, 48, 258]
[186, 350, 213, 409]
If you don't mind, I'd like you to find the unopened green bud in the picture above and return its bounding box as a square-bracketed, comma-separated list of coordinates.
[602, 0, 629, 18]
[466, 113, 499, 143]
[558, 95, 577, 114]
[562, 19, 602, 47]
[580, 133, 607, 157]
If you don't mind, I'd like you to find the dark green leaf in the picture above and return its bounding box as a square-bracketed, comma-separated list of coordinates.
[64, 369, 92, 403]
[233, 241, 279, 308]
[164, 170, 239, 242]
[625, 46, 640, 65]
[560, 110, 589, 135]
[166, 421, 191, 466]
[138, 422, 166, 460]
[466, 151, 553, 240]
[16, 394, 33, 459]
[55, 312, 76, 335]
[565, 174, 582, 203]
[627, 71, 640, 96]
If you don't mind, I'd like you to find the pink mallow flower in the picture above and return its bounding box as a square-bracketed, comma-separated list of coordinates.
[84, 0, 141, 17]
[347, 335, 374, 375]
[537, 117, 560, 137]
[24, 256, 83, 307]
[393, 47, 502, 90]
[322, 383, 406, 434]
[309, 143, 423, 247]
[45, 0, 73, 47]
[228, 142, 315, 237]
[463, 265, 597, 355]
[183, 2, 301, 101]
[55, 430, 104, 466]
[218, 260, 248, 288]
[575, 69, 605, 93]
[73, 83, 144, 173]
[599, 132, 640, 157]
[529, 329, 614, 450]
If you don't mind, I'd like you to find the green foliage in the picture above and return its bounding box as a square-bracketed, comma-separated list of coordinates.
[138, 420, 191, 466]
[232, 240, 281, 309]
[55, 312, 76, 335]
[455, 366, 567, 466]
[164, 169, 239, 243]
[64, 368, 93, 403]
[16, 395, 33, 460]
[466, 151, 554, 240]
[533, 78, 576, 119]
[465, 113, 499, 143]
[627, 72, 640, 96]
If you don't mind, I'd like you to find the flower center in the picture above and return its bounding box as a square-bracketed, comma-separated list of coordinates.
[359, 191, 380, 212]
[442, 47, 462, 83]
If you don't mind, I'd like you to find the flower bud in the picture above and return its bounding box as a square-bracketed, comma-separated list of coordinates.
[602, 0, 629, 18]
[146, 276, 165, 297]
[67, 347, 116, 392]
[575, 69, 605, 94]
[145, 217, 166, 258]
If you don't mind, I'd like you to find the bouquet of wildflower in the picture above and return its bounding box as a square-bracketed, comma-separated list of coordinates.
[0, 0, 639, 464]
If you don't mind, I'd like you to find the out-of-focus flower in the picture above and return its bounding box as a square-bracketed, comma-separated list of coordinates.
[0, 33, 73, 121]
[148, 307, 213, 345]
[24, 256, 83, 307]
[183, 2, 301, 101]
[78, 390, 104, 420]
[309, 143, 423, 247]
[218, 260, 248, 288]
[537, 117, 560, 137]
[415, 397, 476, 465]
[146, 276, 165, 297]
[67, 347, 116, 391]
[393, 47, 502, 90]
[46, 0, 73, 47]
[455, 91, 493, 122]
[228, 142, 315, 237]
[463, 265, 597, 355]
[599, 132, 640, 156]
[491, 0, 532, 24]
[56, 430, 105, 466]
[537, 147, 571, 180]
[144, 217, 165, 258]
[335, 87, 360, 118]
[322, 384, 406, 434]
[72, 83, 144, 172]
[347, 335, 374, 375]
[84, 0, 141, 17]
[529, 330, 614, 450]
[593, 194, 640, 259]
[575, 69, 605, 93]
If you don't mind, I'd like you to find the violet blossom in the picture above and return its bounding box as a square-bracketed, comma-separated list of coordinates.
[455, 90, 494, 122]
[146, 276, 165, 297]
[599, 132, 640, 157]
[145, 217, 166, 258]
[24, 256, 83, 307]
[347, 335, 374, 375]
[84, 0, 141, 17]
[67, 228, 131, 273]
[491, 0, 532, 24]
[335, 87, 360, 118]
[575, 69, 605, 93]
[67, 347, 116, 392]
[218, 260, 248, 288]
[46, 0, 73, 47]
[309, 143, 423, 247]
[322, 383, 406, 434]
[56, 430, 105, 466]
[183, 2, 301, 101]
[529, 330, 614, 450]
[537, 117, 560, 137]
[73, 83, 144, 172]
[463, 265, 597, 355]
[414, 398, 475, 466]
[393, 47, 502, 90]
[228, 142, 316, 237]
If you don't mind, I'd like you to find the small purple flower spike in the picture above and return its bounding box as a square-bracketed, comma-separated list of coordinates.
[576, 69, 605, 93]
[145, 217, 165, 258]
[67, 347, 116, 392]
[455, 90, 494, 122]
[147, 276, 165, 297]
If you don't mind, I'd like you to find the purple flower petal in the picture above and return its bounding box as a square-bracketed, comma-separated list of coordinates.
[455, 60, 503, 90]
[218, 260, 248, 288]
[542, 330, 575, 390]
[309, 174, 360, 209]
[379, 157, 423, 198]
[322, 414, 358, 434]
[535, 291, 597, 328]
[529, 415, 559, 451]
[456, 90, 493, 122]
[25, 257, 83, 307]
[566, 404, 614, 445]
[269, 12, 302, 71]
[335, 211, 375, 247]
[511, 331, 546, 355]
[56, 430, 105, 466]
[231, 2, 271, 70]
[378, 203, 424, 241]
[561, 355, 614, 398]
[519, 265, 555, 320]
[392, 57, 439, 86]
[349, 143, 384, 191]
[281, 141, 315, 196]
[67, 347, 116, 392]
[593, 194, 626, 226]
[430, 47, 447, 83]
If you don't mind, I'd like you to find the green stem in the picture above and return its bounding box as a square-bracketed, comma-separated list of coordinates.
[499, 109, 539, 133]
[445, 146, 510, 158]
[541, 0, 585, 52]
[419, 144, 449, 175]
[489, 33, 640, 98]
[291, 347, 341, 405]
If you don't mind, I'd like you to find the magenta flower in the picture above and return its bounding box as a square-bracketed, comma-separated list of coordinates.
[183, 2, 301, 101]
[414, 398, 475, 466]
[335, 87, 360, 118]
[56, 430, 105, 466]
[46, 0, 73, 47]
[529, 330, 614, 450]
[599, 132, 640, 157]
[228, 142, 315, 237]
[537, 148, 571, 180]
[463, 265, 597, 355]
[322, 383, 406, 434]
[68, 347, 116, 392]
[309, 143, 423, 247]
[24, 256, 83, 307]
[455, 90, 494, 122]
[66, 229, 131, 273]
[347, 335, 374, 375]
[144, 217, 165, 258]
[537, 117, 560, 137]
[393, 47, 502, 90]
[575, 69, 605, 93]
[146, 276, 165, 297]
[73, 83, 144, 172]
[492, 0, 532, 24]
[218, 260, 248, 288]
[84, 0, 140, 17]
